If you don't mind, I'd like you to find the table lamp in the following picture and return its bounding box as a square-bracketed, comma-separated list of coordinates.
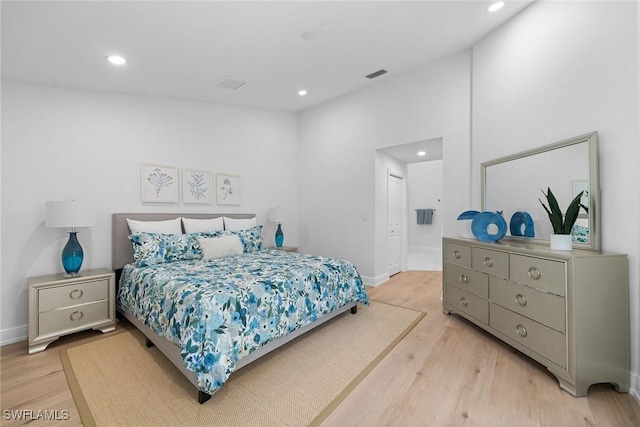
[268, 207, 285, 248]
[46, 200, 96, 277]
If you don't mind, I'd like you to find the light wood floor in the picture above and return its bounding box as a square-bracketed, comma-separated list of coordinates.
[1, 271, 638, 426]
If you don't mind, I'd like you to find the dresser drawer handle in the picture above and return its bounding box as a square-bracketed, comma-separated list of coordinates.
[459, 274, 468, 284]
[460, 297, 469, 307]
[484, 257, 493, 267]
[515, 324, 528, 337]
[453, 250, 461, 259]
[515, 294, 527, 306]
[69, 289, 84, 300]
[528, 267, 541, 280]
[69, 311, 84, 322]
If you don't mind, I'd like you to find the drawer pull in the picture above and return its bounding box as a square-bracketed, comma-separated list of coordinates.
[528, 266, 541, 280]
[69, 311, 84, 322]
[459, 274, 468, 284]
[515, 324, 528, 337]
[515, 294, 527, 306]
[484, 257, 494, 267]
[453, 250, 461, 259]
[69, 289, 84, 300]
[460, 297, 469, 307]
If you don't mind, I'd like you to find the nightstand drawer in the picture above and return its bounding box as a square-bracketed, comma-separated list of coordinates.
[444, 242, 471, 268]
[472, 247, 508, 279]
[510, 254, 566, 296]
[39, 278, 109, 312]
[444, 264, 488, 298]
[489, 276, 566, 332]
[490, 304, 566, 368]
[38, 300, 109, 336]
[444, 283, 489, 325]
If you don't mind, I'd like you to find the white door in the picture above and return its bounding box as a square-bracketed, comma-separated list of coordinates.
[388, 173, 403, 276]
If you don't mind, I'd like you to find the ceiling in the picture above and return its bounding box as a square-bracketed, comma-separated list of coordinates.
[1, 1, 532, 112]
[379, 137, 443, 164]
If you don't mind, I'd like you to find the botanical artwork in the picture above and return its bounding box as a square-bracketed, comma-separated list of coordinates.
[183, 169, 212, 204]
[141, 163, 179, 203]
[217, 173, 241, 205]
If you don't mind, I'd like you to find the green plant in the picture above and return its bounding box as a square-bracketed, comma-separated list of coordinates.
[539, 187, 587, 235]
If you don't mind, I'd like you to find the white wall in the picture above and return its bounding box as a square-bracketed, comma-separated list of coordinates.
[472, 1, 639, 397]
[407, 160, 443, 249]
[0, 83, 299, 341]
[298, 52, 472, 283]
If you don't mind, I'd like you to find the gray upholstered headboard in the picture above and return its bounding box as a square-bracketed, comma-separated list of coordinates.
[112, 213, 256, 271]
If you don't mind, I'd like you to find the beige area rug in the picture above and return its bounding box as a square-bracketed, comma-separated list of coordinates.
[61, 301, 424, 427]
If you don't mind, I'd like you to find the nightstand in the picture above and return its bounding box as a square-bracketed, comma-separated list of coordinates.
[268, 246, 298, 253]
[28, 268, 116, 354]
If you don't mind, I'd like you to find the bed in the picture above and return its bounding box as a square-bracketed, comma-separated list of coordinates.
[112, 213, 370, 403]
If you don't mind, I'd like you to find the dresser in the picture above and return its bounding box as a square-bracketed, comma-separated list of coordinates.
[28, 268, 116, 354]
[442, 237, 629, 396]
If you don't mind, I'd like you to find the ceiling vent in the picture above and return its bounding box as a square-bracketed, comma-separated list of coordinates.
[215, 76, 248, 90]
[365, 69, 388, 79]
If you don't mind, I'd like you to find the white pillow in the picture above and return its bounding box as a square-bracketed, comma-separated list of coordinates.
[223, 216, 257, 231]
[198, 235, 244, 260]
[126, 217, 182, 234]
[182, 217, 224, 233]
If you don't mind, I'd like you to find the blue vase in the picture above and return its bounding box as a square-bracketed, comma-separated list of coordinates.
[275, 224, 284, 248]
[62, 231, 84, 275]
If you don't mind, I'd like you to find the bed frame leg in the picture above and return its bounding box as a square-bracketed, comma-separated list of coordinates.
[198, 391, 212, 404]
[350, 305, 357, 314]
[145, 337, 155, 348]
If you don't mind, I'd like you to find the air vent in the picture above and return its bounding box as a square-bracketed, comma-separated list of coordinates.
[215, 76, 248, 90]
[365, 69, 388, 79]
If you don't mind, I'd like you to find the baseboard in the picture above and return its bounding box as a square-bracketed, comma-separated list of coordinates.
[630, 371, 640, 404]
[1, 324, 27, 346]
[361, 273, 390, 287]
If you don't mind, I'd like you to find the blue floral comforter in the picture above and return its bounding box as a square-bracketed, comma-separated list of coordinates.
[117, 250, 369, 395]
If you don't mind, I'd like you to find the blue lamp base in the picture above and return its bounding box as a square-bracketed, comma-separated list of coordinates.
[62, 231, 84, 277]
[275, 224, 284, 248]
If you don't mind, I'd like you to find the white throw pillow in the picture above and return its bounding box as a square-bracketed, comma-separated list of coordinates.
[126, 217, 182, 234]
[182, 217, 224, 233]
[223, 216, 257, 231]
[198, 235, 244, 260]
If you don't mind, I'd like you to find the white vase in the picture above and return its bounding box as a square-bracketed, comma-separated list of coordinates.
[550, 234, 573, 251]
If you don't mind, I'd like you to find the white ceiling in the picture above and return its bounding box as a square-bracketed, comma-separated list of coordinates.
[1, 1, 532, 112]
[379, 137, 443, 164]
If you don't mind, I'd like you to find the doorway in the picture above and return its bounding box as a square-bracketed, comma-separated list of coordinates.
[387, 170, 404, 276]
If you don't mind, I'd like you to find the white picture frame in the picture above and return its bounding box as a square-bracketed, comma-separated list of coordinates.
[182, 168, 213, 204]
[141, 162, 179, 203]
[216, 173, 241, 205]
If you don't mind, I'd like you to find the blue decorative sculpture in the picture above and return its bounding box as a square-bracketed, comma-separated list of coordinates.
[471, 211, 507, 243]
[510, 211, 535, 237]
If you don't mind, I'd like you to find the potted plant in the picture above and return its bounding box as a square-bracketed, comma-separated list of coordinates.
[539, 187, 587, 250]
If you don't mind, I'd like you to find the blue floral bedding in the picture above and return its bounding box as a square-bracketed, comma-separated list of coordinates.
[117, 249, 369, 395]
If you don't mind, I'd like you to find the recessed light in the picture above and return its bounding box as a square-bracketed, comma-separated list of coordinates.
[418, 151, 427, 156]
[487, 2, 505, 13]
[105, 55, 127, 65]
[298, 90, 308, 97]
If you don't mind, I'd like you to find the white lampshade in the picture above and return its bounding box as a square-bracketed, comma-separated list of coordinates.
[268, 207, 285, 224]
[46, 201, 96, 228]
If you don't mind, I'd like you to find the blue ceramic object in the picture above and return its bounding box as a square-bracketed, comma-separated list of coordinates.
[471, 212, 507, 242]
[62, 231, 84, 275]
[509, 211, 535, 237]
[275, 224, 284, 248]
[456, 210, 480, 238]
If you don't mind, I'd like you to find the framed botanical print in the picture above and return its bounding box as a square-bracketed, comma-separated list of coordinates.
[183, 168, 212, 204]
[141, 162, 179, 203]
[216, 173, 241, 205]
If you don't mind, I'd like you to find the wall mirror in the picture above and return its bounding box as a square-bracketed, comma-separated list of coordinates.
[481, 131, 600, 251]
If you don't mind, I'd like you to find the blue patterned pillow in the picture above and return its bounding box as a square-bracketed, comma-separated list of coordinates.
[129, 233, 202, 267]
[214, 225, 263, 253]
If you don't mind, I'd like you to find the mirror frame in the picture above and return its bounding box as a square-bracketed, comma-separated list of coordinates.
[481, 131, 600, 251]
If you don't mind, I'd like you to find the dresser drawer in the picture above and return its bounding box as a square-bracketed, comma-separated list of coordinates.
[38, 278, 109, 312]
[490, 304, 566, 368]
[444, 242, 471, 268]
[489, 277, 565, 333]
[472, 247, 509, 279]
[38, 300, 109, 336]
[444, 264, 488, 298]
[510, 254, 566, 296]
[444, 284, 489, 325]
